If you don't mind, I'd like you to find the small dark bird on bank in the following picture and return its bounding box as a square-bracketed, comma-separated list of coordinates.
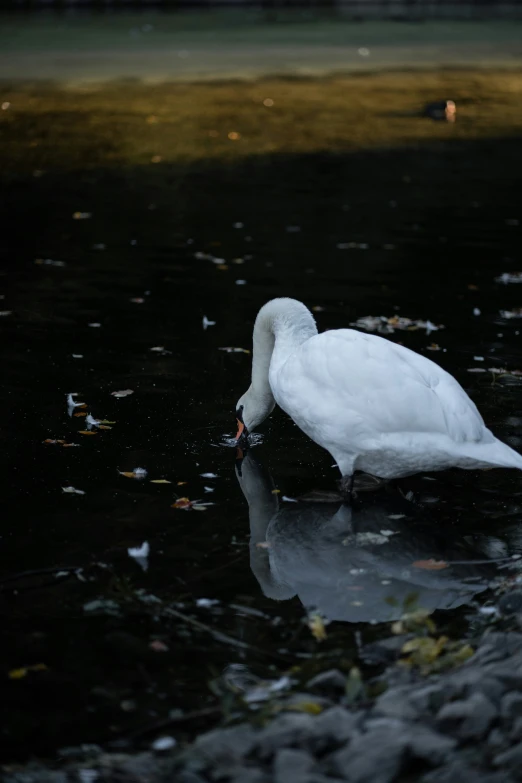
[424, 100, 456, 122]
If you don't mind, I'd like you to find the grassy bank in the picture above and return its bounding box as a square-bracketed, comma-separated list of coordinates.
[1, 70, 522, 176]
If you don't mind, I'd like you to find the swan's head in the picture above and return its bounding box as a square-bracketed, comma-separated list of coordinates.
[235, 387, 275, 440]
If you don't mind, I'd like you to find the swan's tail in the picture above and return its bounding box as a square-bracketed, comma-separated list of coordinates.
[459, 438, 522, 471]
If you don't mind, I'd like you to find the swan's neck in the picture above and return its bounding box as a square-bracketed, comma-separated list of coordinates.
[250, 298, 318, 400]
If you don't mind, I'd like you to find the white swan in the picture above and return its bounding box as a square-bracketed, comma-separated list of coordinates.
[235, 297, 522, 481]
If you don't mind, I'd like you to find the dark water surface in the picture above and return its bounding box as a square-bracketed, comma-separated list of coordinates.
[1, 137, 522, 760]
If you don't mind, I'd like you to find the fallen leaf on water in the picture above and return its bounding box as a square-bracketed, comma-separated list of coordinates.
[44, 439, 65, 445]
[150, 640, 169, 652]
[413, 559, 448, 570]
[98, 425, 112, 430]
[67, 393, 85, 408]
[62, 486, 85, 495]
[150, 479, 171, 484]
[119, 467, 148, 479]
[78, 430, 97, 436]
[73, 412, 87, 418]
[128, 541, 150, 571]
[8, 668, 28, 680]
[111, 389, 134, 398]
[172, 497, 193, 509]
[9, 663, 48, 680]
[288, 701, 323, 715]
[352, 315, 443, 335]
[401, 636, 448, 667]
[171, 497, 213, 511]
[308, 612, 327, 642]
[496, 272, 522, 284]
[35, 258, 66, 267]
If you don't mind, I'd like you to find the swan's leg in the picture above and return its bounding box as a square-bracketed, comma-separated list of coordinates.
[339, 473, 355, 500]
[339, 472, 388, 498]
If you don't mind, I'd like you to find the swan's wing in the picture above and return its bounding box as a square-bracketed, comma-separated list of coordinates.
[275, 329, 488, 445]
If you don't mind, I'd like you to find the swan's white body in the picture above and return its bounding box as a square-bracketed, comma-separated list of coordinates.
[236, 298, 522, 479]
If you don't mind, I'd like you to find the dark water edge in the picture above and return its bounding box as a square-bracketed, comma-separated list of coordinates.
[1, 122, 522, 761]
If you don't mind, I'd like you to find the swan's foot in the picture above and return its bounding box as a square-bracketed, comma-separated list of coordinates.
[339, 472, 388, 499]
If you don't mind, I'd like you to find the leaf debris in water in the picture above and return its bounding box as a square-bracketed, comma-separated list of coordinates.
[119, 467, 148, 479]
[128, 541, 150, 572]
[9, 663, 48, 680]
[413, 559, 449, 570]
[500, 308, 522, 319]
[67, 393, 85, 408]
[62, 486, 85, 495]
[34, 258, 66, 267]
[111, 389, 134, 398]
[171, 497, 213, 511]
[496, 272, 522, 284]
[78, 430, 97, 436]
[352, 315, 444, 335]
[308, 612, 328, 642]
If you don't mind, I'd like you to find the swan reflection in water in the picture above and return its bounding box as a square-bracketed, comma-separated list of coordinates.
[236, 453, 500, 623]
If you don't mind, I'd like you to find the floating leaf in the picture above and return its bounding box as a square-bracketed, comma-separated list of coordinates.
[345, 666, 364, 705]
[8, 668, 28, 680]
[78, 430, 97, 436]
[73, 412, 87, 418]
[308, 612, 327, 642]
[172, 497, 193, 509]
[288, 701, 323, 715]
[413, 559, 448, 570]
[119, 468, 148, 480]
[401, 636, 448, 667]
[150, 640, 169, 652]
[98, 425, 112, 430]
[150, 479, 171, 484]
[62, 486, 85, 495]
[8, 663, 48, 680]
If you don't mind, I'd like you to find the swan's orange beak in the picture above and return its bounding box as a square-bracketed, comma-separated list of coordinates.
[235, 419, 245, 440]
